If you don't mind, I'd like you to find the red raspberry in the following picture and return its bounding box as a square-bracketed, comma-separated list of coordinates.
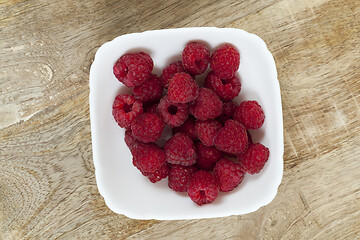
[238, 143, 269, 174]
[168, 73, 199, 104]
[195, 120, 222, 146]
[157, 96, 188, 127]
[232, 130, 253, 159]
[189, 88, 223, 121]
[210, 44, 240, 79]
[233, 101, 265, 129]
[132, 74, 163, 103]
[214, 158, 244, 192]
[132, 142, 166, 173]
[131, 112, 165, 143]
[138, 52, 154, 65]
[143, 162, 170, 183]
[204, 71, 241, 101]
[112, 94, 143, 129]
[168, 165, 197, 192]
[187, 170, 219, 205]
[217, 101, 238, 124]
[195, 142, 223, 171]
[182, 42, 210, 75]
[161, 61, 185, 88]
[172, 116, 197, 140]
[164, 133, 197, 166]
[124, 130, 139, 152]
[214, 119, 248, 154]
[113, 52, 154, 87]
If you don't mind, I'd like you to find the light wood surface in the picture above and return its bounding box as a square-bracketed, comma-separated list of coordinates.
[1, 0, 359, 239]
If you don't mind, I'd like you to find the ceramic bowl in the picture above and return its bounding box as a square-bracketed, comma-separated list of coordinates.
[89, 27, 283, 220]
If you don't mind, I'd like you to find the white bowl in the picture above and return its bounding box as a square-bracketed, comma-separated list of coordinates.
[89, 27, 283, 220]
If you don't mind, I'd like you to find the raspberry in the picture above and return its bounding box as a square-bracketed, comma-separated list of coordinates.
[238, 143, 269, 174]
[143, 162, 170, 183]
[138, 52, 154, 65]
[204, 71, 241, 101]
[132, 74, 163, 103]
[124, 130, 139, 152]
[195, 142, 223, 171]
[189, 88, 223, 121]
[172, 116, 197, 140]
[210, 44, 240, 79]
[234, 131, 253, 159]
[164, 133, 197, 166]
[182, 42, 210, 75]
[157, 96, 188, 127]
[214, 119, 248, 154]
[233, 101, 265, 129]
[112, 94, 143, 129]
[113, 52, 154, 87]
[161, 61, 185, 88]
[217, 101, 238, 124]
[132, 143, 166, 173]
[131, 112, 165, 143]
[195, 120, 222, 146]
[168, 165, 197, 192]
[187, 170, 219, 205]
[168, 73, 199, 104]
[214, 158, 244, 192]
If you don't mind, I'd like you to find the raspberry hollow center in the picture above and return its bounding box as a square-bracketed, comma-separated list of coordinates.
[167, 105, 178, 115]
[123, 103, 133, 113]
[221, 79, 229, 85]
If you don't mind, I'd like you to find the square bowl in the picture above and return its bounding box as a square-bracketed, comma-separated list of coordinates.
[89, 27, 283, 220]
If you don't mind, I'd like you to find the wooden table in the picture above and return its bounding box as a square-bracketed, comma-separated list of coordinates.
[1, 0, 359, 239]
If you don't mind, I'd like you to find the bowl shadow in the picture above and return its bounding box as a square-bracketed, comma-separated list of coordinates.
[115, 85, 132, 95]
[249, 128, 265, 143]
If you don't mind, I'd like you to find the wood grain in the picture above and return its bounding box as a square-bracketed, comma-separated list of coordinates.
[1, 0, 359, 239]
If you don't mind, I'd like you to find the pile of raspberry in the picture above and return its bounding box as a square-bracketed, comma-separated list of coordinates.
[112, 42, 269, 205]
